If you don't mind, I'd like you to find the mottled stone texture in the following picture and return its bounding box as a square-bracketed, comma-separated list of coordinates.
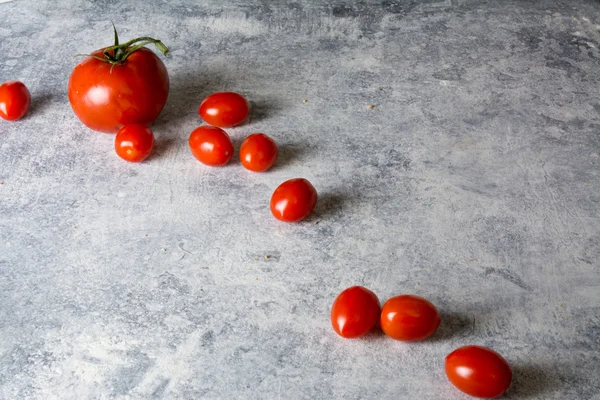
[1, 0, 599, 399]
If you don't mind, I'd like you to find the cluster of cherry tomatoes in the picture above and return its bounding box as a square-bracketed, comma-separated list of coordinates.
[114, 91, 318, 223]
[2, 29, 512, 399]
[190, 92, 318, 222]
[331, 286, 513, 398]
[2, 41, 318, 224]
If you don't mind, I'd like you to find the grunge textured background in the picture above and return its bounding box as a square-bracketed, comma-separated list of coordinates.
[1, 0, 599, 398]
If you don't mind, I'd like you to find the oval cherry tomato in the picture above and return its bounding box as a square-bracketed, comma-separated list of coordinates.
[198, 92, 249, 128]
[331, 286, 380, 338]
[114, 124, 154, 162]
[380, 295, 441, 341]
[189, 126, 234, 166]
[0, 81, 31, 121]
[240, 133, 278, 172]
[68, 47, 169, 133]
[445, 345, 512, 398]
[270, 178, 317, 222]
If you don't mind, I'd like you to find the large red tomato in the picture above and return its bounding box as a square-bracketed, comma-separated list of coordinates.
[68, 33, 169, 133]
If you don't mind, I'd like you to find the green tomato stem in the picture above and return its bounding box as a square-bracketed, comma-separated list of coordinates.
[74, 26, 169, 68]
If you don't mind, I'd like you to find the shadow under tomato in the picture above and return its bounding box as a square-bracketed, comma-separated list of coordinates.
[26, 93, 54, 119]
[229, 135, 246, 165]
[247, 98, 283, 124]
[428, 312, 474, 342]
[269, 143, 309, 171]
[145, 137, 177, 162]
[355, 328, 386, 342]
[311, 192, 347, 221]
[153, 70, 233, 129]
[503, 364, 558, 399]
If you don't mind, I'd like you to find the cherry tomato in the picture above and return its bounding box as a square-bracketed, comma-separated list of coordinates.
[68, 36, 169, 133]
[270, 178, 317, 222]
[380, 295, 441, 341]
[445, 346, 512, 398]
[198, 92, 249, 128]
[240, 133, 278, 172]
[189, 126, 234, 166]
[0, 81, 31, 121]
[331, 286, 380, 338]
[114, 124, 154, 162]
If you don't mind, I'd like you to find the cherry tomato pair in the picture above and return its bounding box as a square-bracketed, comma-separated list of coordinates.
[0, 81, 31, 121]
[331, 287, 440, 340]
[189, 127, 278, 171]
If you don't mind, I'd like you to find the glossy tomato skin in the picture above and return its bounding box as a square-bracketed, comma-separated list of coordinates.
[270, 178, 317, 222]
[114, 124, 154, 162]
[240, 133, 278, 172]
[199, 92, 249, 128]
[189, 126, 234, 166]
[0, 81, 31, 121]
[331, 286, 380, 338]
[68, 48, 169, 133]
[445, 346, 512, 398]
[380, 295, 441, 341]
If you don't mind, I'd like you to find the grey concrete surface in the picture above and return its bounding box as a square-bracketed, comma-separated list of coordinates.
[1, 0, 600, 399]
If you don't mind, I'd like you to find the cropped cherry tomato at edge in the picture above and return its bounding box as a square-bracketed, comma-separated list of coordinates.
[68, 28, 169, 133]
[331, 286, 380, 338]
[0, 81, 31, 121]
[189, 126, 234, 166]
[445, 345, 513, 398]
[380, 294, 441, 341]
[240, 133, 278, 172]
[199, 92, 249, 128]
[270, 178, 317, 222]
[114, 124, 155, 162]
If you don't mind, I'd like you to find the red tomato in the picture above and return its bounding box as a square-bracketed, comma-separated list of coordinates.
[240, 133, 278, 172]
[198, 92, 249, 128]
[331, 286, 380, 338]
[380, 295, 441, 341]
[270, 178, 317, 222]
[68, 40, 169, 133]
[189, 126, 234, 166]
[114, 124, 154, 162]
[445, 346, 512, 398]
[0, 81, 31, 121]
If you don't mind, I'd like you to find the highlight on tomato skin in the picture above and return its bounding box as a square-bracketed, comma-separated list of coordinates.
[199, 91, 250, 128]
[240, 133, 278, 172]
[269, 178, 318, 222]
[331, 286, 381, 339]
[445, 345, 513, 399]
[68, 27, 169, 133]
[380, 294, 441, 341]
[0, 81, 31, 121]
[188, 125, 234, 167]
[114, 124, 155, 162]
